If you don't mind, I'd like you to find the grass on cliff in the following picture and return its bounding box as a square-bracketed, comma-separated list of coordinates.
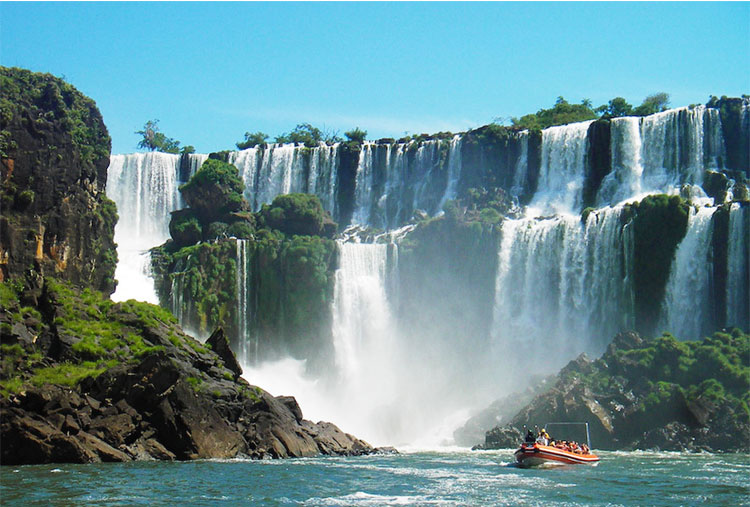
[0, 277, 196, 397]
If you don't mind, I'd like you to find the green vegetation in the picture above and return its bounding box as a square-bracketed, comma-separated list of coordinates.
[275, 123, 341, 147]
[259, 193, 336, 237]
[179, 158, 246, 224]
[570, 329, 750, 435]
[135, 119, 181, 153]
[0, 276, 195, 398]
[344, 127, 367, 144]
[511, 93, 671, 129]
[0, 66, 111, 163]
[596, 93, 670, 119]
[236, 131, 269, 150]
[512, 97, 598, 130]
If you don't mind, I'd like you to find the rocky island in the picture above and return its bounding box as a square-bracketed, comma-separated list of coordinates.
[472, 329, 749, 453]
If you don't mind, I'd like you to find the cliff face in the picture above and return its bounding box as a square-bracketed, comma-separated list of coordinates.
[0, 67, 117, 295]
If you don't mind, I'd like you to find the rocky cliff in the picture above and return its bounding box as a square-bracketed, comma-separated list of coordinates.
[0, 67, 379, 465]
[0, 275, 374, 464]
[0, 67, 117, 294]
[478, 329, 750, 452]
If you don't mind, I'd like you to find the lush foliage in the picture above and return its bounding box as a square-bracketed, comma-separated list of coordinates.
[259, 193, 336, 238]
[275, 123, 341, 147]
[135, 119, 182, 153]
[0, 66, 110, 163]
[511, 97, 598, 130]
[344, 127, 367, 144]
[0, 277, 198, 397]
[596, 93, 671, 118]
[567, 328, 750, 438]
[179, 158, 246, 223]
[236, 131, 269, 150]
[511, 93, 671, 129]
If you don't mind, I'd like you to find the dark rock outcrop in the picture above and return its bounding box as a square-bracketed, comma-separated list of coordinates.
[0, 67, 117, 294]
[206, 327, 242, 379]
[0, 277, 376, 465]
[478, 330, 749, 453]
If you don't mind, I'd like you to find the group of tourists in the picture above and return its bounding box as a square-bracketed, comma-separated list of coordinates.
[524, 428, 590, 455]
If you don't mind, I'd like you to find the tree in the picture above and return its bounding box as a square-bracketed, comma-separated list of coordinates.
[135, 119, 181, 153]
[344, 127, 367, 144]
[236, 131, 269, 150]
[633, 93, 670, 116]
[511, 96, 598, 130]
[275, 123, 324, 147]
[598, 97, 634, 118]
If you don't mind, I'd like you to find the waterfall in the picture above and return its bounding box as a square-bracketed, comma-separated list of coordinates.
[491, 206, 632, 378]
[229, 143, 339, 214]
[352, 139, 462, 228]
[235, 238, 252, 366]
[438, 135, 464, 210]
[598, 117, 644, 206]
[726, 204, 750, 330]
[658, 206, 717, 339]
[639, 106, 724, 193]
[106, 152, 203, 303]
[510, 131, 530, 197]
[332, 242, 395, 386]
[530, 120, 593, 215]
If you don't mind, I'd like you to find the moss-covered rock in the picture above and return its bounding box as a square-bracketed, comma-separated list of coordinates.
[179, 158, 246, 225]
[625, 194, 691, 335]
[0, 274, 374, 464]
[483, 329, 749, 452]
[260, 193, 336, 238]
[0, 66, 116, 294]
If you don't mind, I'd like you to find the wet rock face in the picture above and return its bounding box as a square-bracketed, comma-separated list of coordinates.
[0, 67, 116, 294]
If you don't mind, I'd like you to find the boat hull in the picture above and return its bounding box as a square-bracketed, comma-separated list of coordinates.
[514, 444, 599, 467]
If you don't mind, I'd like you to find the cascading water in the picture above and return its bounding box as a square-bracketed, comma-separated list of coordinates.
[491, 206, 632, 379]
[530, 120, 593, 215]
[726, 204, 750, 330]
[107, 104, 749, 448]
[229, 143, 339, 214]
[639, 106, 724, 193]
[106, 152, 205, 303]
[658, 206, 717, 339]
[235, 239, 252, 366]
[598, 117, 644, 206]
[352, 139, 463, 228]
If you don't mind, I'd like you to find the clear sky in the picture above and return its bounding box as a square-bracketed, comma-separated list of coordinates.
[2, 2, 748, 155]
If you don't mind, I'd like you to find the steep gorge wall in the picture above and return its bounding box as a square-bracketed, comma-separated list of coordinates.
[0, 67, 117, 294]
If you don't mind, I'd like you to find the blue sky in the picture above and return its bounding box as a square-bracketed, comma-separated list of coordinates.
[2, 2, 748, 154]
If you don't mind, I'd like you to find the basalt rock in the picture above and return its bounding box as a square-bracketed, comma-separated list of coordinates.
[0, 277, 376, 465]
[0, 67, 117, 294]
[479, 329, 749, 453]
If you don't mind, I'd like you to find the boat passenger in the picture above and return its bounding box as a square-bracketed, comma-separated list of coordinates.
[525, 430, 536, 444]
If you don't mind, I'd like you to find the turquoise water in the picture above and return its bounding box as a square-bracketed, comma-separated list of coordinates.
[2, 450, 748, 506]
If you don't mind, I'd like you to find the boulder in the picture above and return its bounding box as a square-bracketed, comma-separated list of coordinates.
[206, 327, 242, 379]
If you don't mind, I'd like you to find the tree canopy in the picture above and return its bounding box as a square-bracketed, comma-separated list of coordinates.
[135, 119, 181, 153]
[236, 131, 269, 150]
[511, 97, 598, 130]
